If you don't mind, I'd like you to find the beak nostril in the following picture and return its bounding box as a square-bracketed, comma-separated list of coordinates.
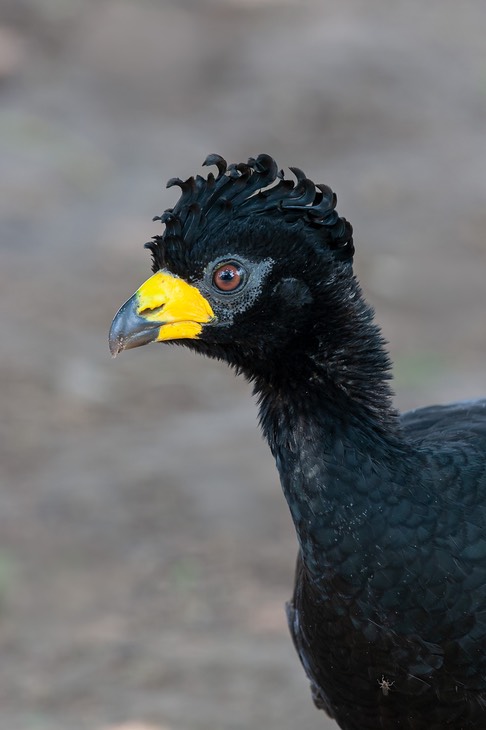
[139, 304, 165, 318]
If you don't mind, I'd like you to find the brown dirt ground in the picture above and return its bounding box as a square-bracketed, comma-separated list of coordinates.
[1, 1, 485, 728]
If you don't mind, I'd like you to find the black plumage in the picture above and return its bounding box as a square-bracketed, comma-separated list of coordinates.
[109, 154, 486, 729]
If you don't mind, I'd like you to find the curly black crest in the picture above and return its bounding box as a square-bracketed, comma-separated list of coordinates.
[145, 154, 354, 267]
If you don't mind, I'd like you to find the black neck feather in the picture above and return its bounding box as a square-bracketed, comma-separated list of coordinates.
[251, 281, 409, 584]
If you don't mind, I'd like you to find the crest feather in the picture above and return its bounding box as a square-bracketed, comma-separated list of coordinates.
[145, 154, 354, 268]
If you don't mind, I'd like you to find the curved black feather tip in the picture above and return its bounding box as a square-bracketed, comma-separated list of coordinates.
[145, 155, 354, 269]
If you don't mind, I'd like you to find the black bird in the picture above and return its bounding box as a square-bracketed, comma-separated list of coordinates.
[109, 154, 486, 730]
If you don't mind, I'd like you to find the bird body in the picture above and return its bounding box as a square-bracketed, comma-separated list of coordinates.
[283, 399, 486, 729]
[110, 154, 486, 729]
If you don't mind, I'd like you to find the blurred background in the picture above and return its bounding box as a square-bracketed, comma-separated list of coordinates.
[0, 1, 485, 729]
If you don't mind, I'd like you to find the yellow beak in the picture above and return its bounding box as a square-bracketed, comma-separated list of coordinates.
[109, 270, 214, 356]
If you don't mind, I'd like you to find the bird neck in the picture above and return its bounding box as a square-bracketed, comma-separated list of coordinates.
[252, 283, 409, 584]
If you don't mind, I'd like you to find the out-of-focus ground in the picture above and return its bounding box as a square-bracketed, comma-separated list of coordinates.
[0, 1, 485, 729]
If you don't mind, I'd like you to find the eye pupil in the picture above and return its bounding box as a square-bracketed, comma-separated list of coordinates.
[213, 263, 243, 292]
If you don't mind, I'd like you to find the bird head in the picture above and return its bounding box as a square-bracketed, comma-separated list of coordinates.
[109, 154, 354, 375]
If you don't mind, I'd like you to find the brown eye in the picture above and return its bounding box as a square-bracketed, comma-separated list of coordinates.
[212, 263, 244, 293]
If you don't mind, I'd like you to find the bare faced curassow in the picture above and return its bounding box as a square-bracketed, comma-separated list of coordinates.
[110, 154, 486, 730]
